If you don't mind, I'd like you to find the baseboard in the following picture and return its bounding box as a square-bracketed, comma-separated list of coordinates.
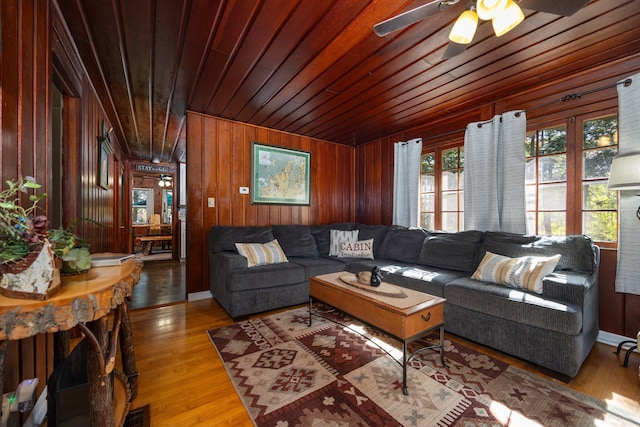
[187, 290, 213, 302]
[597, 330, 636, 348]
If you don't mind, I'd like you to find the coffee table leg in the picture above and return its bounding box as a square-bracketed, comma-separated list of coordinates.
[403, 341, 409, 395]
[439, 325, 449, 368]
[308, 297, 313, 326]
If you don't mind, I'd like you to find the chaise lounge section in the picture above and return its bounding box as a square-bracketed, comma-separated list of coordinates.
[209, 223, 599, 378]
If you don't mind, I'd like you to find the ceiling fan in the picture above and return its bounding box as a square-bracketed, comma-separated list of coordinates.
[373, 0, 590, 59]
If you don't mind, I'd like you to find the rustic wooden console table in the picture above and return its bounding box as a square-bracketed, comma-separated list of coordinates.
[0, 257, 142, 427]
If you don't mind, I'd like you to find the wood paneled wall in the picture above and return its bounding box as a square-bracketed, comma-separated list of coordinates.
[0, 0, 52, 405]
[0, 0, 125, 412]
[185, 112, 355, 293]
[356, 55, 640, 338]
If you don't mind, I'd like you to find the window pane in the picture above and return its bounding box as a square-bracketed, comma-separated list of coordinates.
[421, 213, 435, 230]
[538, 127, 566, 155]
[421, 153, 435, 174]
[538, 212, 566, 236]
[459, 191, 464, 210]
[583, 182, 616, 210]
[459, 170, 464, 189]
[526, 212, 536, 234]
[525, 159, 536, 183]
[525, 185, 536, 210]
[538, 183, 566, 210]
[421, 175, 434, 192]
[132, 207, 148, 224]
[583, 211, 617, 242]
[538, 154, 566, 182]
[421, 194, 434, 211]
[525, 133, 535, 157]
[583, 147, 616, 179]
[442, 213, 458, 232]
[442, 148, 459, 170]
[442, 191, 458, 211]
[583, 116, 618, 149]
[442, 171, 459, 190]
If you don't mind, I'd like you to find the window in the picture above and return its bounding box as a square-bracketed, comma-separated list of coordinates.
[420, 113, 619, 243]
[582, 115, 618, 242]
[419, 147, 464, 231]
[441, 148, 464, 232]
[525, 126, 567, 235]
[132, 188, 154, 224]
[420, 152, 435, 230]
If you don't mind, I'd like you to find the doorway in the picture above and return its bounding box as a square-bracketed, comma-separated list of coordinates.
[129, 170, 185, 309]
[131, 173, 174, 261]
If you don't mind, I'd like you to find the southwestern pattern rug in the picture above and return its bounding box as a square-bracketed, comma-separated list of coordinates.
[207, 306, 639, 426]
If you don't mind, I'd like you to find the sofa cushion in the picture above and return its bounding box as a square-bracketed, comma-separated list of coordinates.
[272, 225, 319, 258]
[311, 223, 354, 256]
[353, 224, 389, 257]
[482, 232, 596, 273]
[472, 251, 561, 294]
[345, 259, 468, 297]
[338, 239, 374, 259]
[329, 229, 359, 256]
[226, 262, 305, 292]
[235, 239, 289, 268]
[289, 257, 346, 279]
[444, 277, 582, 335]
[419, 230, 483, 272]
[210, 226, 274, 253]
[378, 227, 427, 263]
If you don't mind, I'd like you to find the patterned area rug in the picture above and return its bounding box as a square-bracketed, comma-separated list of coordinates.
[207, 306, 640, 426]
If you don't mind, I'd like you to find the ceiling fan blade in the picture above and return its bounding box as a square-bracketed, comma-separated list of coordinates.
[517, 0, 590, 16]
[374, 0, 458, 37]
[442, 41, 468, 59]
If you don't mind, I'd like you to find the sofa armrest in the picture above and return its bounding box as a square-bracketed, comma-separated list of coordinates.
[542, 271, 596, 308]
[213, 251, 248, 270]
[210, 251, 247, 301]
[542, 244, 599, 308]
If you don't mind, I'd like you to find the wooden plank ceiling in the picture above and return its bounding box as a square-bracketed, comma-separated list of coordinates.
[55, 0, 640, 163]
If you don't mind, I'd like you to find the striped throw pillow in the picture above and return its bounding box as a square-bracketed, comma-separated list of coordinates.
[471, 251, 560, 294]
[235, 239, 289, 268]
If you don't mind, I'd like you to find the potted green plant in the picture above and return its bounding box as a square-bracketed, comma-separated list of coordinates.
[0, 176, 60, 299]
[48, 221, 93, 275]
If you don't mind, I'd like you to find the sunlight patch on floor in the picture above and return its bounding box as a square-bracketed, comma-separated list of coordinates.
[489, 400, 542, 426]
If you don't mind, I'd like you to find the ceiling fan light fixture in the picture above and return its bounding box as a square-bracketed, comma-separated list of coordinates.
[448, 9, 478, 44]
[476, 0, 507, 20]
[492, 0, 524, 37]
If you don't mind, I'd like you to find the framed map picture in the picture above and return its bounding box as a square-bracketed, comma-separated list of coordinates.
[251, 142, 310, 205]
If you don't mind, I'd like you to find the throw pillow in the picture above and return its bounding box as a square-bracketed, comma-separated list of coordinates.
[471, 251, 561, 294]
[338, 238, 374, 259]
[235, 239, 289, 268]
[329, 229, 359, 256]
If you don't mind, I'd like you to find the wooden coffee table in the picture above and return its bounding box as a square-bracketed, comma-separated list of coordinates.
[309, 271, 447, 395]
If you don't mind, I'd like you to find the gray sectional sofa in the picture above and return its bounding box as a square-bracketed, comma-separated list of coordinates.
[209, 223, 600, 378]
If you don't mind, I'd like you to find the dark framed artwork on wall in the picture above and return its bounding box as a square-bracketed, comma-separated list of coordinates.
[98, 120, 112, 189]
[251, 142, 310, 205]
[98, 140, 109, 189]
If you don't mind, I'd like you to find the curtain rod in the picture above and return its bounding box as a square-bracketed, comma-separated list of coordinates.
[423, 77, 633, 141]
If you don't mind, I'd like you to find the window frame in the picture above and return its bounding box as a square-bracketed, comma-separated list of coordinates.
[418, 106, 619, 247]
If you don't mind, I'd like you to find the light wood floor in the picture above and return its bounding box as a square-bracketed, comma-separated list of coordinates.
[125, 298, 640, 426]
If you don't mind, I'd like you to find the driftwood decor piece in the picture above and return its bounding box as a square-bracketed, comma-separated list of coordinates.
[0, 241, 60, 300]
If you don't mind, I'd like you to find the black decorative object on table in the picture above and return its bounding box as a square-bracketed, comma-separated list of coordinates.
[370, 266, 382, 287]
